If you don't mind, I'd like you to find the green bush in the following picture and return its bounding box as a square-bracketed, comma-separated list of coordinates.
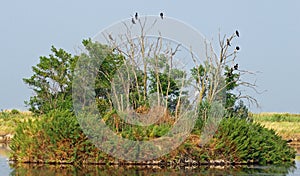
[9, 110, 109, 164]
[212, 117, 296, 164]
[11, 109, 20, 114]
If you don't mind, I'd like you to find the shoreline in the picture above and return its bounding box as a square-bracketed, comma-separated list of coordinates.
[2, 139, 299, 166]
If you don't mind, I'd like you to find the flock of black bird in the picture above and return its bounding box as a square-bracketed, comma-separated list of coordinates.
[131, 12, 164, 24]
[131, 12, 240, 77]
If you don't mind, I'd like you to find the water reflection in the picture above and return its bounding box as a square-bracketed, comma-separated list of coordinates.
[8, 162, 297, 176]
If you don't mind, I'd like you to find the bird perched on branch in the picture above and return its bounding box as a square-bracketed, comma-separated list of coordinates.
[227, 38, 231, 46]
[160, 12, 164, 19]
[235, 46, 240, 51]
[108, 34, 113, 40]
[131, 17, 136, 24]
[234, 64, 238, 70]
[236, 30, 240, 37]
[135, 12, 138, 20]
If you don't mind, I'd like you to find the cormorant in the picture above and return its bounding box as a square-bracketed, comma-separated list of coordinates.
[108, 34, 113, 40]
[234, 64, 238, 70]
[236, 30, 240, 37]
[135, 12, 138, 20]
[160, 12, 163, 19]
[132, 17, 136, 24]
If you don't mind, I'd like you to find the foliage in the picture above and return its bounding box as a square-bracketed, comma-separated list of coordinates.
[0, 110, 33, 135]
[23, 46, 78, 115]
[9, 110, 111, 164]
[211, 117, 296, 164]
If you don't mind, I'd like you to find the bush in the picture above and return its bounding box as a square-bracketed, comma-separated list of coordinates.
[9, 110, 109, 164]
[212, 117, 296, 164]
[11, 109, 20, 114]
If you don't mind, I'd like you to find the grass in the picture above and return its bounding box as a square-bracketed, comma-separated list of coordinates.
[251, 112, 300, 140]
[0, 110, 34, 135]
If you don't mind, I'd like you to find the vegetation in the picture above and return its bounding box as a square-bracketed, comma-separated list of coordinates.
[0, 110, 33, 135]
[252, 113, 300, 140]
[9, 111, 296, 165]
[10, 110, 109, 164]
[9, 20, 297, 165]
[23, 46, 78, 115]
[211, 118, 295, 164]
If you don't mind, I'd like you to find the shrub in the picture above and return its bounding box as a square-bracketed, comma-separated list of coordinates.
[11, 109, 20, 114]
[212, 117, 296, 164]
[9, 110, 109, 164]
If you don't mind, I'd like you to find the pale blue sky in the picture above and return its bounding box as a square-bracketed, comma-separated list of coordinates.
[0, 1, 299, 113]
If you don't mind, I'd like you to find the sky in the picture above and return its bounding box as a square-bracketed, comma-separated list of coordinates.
[0, 0, 299, 113]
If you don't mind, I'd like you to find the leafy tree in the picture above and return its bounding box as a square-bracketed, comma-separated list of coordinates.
[80, 39, 125, 112]
[23, 46, 78, 115]
[24, 39, 125, 115]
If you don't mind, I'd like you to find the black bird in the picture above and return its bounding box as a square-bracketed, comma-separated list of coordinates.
[108, 34, 113, 40]
[227, 39, 231, 46]
[160, 12, 164, 19]
[234, 64, 238, 70]
[236, 30, 240, 37]
[131, 17, 136, 24]
[236, 46, 240, 50]
[135, 12, 138, 20]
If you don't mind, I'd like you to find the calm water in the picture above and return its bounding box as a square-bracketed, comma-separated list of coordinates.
[1, 144, 300, 176]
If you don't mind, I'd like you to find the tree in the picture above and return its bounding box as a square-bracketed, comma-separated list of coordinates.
[23, 46, 78, 115]
[24, 38, 127, 116]
[191, 30, 258, 126]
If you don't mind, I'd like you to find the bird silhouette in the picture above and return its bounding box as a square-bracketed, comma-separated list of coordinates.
[160, 12, 163, 19]
[236, 30, 240, 37]
[108, 34, 113, 40]
[135, 12, 138, 20]
[234, 64, 238, 70]
[227, 39, 231, 46]
[236, 46, 240, 50]
[131, 17, 136, 24]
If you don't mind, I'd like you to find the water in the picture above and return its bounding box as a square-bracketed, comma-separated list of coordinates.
[1, 145, 299, 176]
[0, 144, 12, 176]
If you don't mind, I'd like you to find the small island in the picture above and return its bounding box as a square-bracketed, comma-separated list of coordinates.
[1, 34, 297, 167]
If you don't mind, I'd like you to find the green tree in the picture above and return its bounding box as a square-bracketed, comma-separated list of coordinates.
[23, 46, 78, 115]
[23, 39, 125, 115]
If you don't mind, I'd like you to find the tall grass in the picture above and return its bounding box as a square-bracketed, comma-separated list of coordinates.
[0, 110, 34, 135]
[251, 113, 300, 122]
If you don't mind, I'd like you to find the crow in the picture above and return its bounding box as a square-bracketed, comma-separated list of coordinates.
[236, 30, 240, 37]
[131, 17, 136, 24]
[160, 12, 163, 19]
[135, 12, 138, 20]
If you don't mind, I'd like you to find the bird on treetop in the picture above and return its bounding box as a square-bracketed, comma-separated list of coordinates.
[131, 17, 136, 24]
[135, 12, 138, 20]
[236, 46, 240, 50]
[160, 12, 164, 19]
[236, 30, 240, 37]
